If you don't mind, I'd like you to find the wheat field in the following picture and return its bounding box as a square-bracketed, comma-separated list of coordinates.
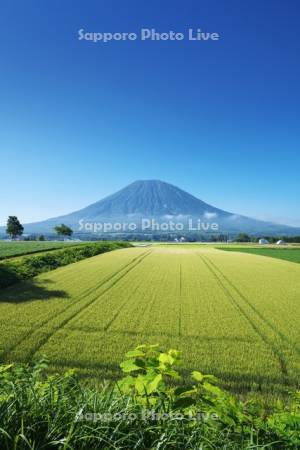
[0, 245, 299, 399]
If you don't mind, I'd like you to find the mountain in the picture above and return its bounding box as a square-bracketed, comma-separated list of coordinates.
[2, 180, 300, 236]
[64, 180, 230, 218]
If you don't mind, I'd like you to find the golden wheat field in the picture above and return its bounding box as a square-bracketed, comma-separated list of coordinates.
[0, 245, 299, 399]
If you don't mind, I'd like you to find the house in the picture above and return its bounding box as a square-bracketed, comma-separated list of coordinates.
[259, 238, 269, 245]
[276, 240, 287, 245]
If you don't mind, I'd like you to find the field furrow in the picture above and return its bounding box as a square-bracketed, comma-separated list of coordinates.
[0, 248, 150, 360]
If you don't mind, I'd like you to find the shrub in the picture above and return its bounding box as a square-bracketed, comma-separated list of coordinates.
[0, 242, 132, 289]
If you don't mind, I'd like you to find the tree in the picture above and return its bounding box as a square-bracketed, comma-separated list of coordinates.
[6, 216, 24, 239]
[235, 232, 251, 242]
[37, 235, 45, 241]
[54, 224, 73, 239]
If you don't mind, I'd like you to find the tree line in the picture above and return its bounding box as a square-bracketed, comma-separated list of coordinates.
[4, 216, 300, 243]
[5, 216, 73, 240]
[235, 232, 300, 243]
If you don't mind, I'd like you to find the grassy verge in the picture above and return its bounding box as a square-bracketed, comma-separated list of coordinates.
[0, 242, 132, 289]
[217, 246, 300, 264]
[0, 344, 299, 449]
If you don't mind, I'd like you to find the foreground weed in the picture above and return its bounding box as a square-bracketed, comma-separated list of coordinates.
[0, 345, 299, 449]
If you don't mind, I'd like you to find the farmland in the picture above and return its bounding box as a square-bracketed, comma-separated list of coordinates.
[218, 246, 300, 265]
[0, 240, 88, 260]
[0, 245, 300, 400]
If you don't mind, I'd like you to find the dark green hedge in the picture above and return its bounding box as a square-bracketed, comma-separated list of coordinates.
[0, 242, 132, 289]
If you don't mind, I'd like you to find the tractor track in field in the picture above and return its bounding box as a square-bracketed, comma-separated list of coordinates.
[178, 263, 182, 337]
[103, 281, 143, 332]
[1, 249, 152, 361]
[138, 268, 171, 334]
[199, 254, 289, 377]
[205, 255, 300, 357]
[102, 250, 177, 333]
[123, 268, 170, 336]
[21, 249, 153, 361]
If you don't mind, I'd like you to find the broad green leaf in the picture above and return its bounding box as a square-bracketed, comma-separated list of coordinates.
[135, 375, 147, 395]
[192, 371, 204, 382]
[159, 353, 171, 364]
[174, 385, 196, 396]
[125, 349, 145, 358]
[173, 397, 196, 409]
[116, 375, 134, 393]
[120, 359, 142, 373]
[148, 374, 162, 393]
[203, 374, 218, 384]
[203, 381, 222, 396]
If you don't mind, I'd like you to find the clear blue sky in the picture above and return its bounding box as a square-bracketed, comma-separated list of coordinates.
[0, 0, 299, 226]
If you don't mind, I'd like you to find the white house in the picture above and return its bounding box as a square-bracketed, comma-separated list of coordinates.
[276, 240, 287, 245]
[259, 238, 269, 245]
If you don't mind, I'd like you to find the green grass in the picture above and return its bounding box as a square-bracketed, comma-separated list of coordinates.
[1, 347, 299, 450]
[218, 246, 300, 264]
[0, 246, 300, 402]
[0, 240, 89, 260]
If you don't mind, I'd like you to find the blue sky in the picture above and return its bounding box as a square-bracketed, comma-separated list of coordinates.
[0, 0, 299, 226]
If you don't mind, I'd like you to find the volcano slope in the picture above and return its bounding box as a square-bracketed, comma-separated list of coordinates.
[0, 245, 299, 400]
